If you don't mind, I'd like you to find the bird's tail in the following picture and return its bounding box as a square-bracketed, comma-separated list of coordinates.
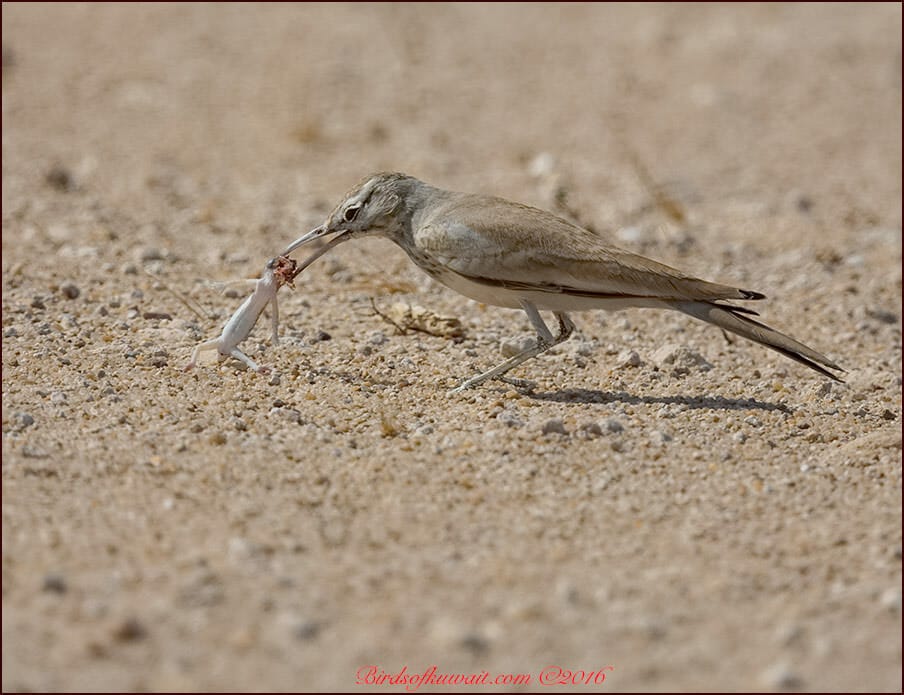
[672, 301, 845, 381]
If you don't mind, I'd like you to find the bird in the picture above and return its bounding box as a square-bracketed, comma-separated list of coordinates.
[282, 172, 844, 391]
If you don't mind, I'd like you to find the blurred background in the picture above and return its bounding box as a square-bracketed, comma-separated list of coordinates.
[4, 3, 900, 260]
[3, 3, 901, 692]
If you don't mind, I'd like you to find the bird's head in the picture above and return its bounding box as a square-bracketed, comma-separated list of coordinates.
[282, 172, 417, 260]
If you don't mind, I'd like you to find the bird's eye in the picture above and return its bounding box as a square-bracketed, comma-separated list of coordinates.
[344, 205, 361, 222]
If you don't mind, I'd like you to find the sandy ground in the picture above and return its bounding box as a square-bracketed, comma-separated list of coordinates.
[2, 3, 901, 692]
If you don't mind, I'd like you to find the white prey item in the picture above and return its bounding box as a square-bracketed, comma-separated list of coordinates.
[185, 256, 297, 373]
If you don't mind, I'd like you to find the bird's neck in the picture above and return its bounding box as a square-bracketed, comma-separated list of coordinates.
[387, 181, 452, 246]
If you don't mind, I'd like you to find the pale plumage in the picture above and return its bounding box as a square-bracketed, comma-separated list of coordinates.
[284, 173, 843, 389]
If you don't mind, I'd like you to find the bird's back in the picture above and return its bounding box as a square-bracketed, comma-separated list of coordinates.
[415, 191, 759, 303]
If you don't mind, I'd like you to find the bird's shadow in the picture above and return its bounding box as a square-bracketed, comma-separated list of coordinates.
[522, 387, 792, 413]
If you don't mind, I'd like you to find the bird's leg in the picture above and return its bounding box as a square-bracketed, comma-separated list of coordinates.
[450, 304, 575, 392]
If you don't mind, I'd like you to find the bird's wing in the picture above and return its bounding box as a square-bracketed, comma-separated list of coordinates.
[416, 195, 763, 303]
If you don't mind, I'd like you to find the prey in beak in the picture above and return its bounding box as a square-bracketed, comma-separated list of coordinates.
[282, 225, 353, 282]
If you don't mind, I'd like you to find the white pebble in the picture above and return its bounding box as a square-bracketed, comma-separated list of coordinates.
[496, 410, 524, 428]
[528, 152, 555, 178]
[616, 349, 643, 367]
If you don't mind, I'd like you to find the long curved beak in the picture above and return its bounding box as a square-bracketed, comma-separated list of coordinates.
[285, 226, 353, 280]
[282, 225, 329, 256]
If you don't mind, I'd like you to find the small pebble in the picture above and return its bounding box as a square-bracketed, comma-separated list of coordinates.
[651, 430, 673, 444]
[59, 282, 80, 299]
[744, 416, 762, 427]
[569, 339, 595, 357]
[42, 572, 67, 594]
[268, 373, 281, 386]
[139, 247, 165, 262]
[460, 632, 491, 656]
[541, 418, 568, 435]
[269, 407, 302, 424]
[112, 617, 147, 642]
[314, 330, 331, 342]
[617, 349, 643, 368]
[50, 391, 67, 404]
[604, 418, 624, 433]
[651, 344, 712, 375]
[4, 327, 18, 338]
[579, 421, 603, 437]
[865, 307, 898, 324]
[14, 412, 35, 429]
[501, 335, 535, 358]
[142, 311, 172, 321]
[294, 621, 322, 641]
[31, 296, 46, 310]
[208, 432, 227, 446]
[45, 165, 74, 192]
[880, 409, 896, 421]
[496, 410, 524, 428]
